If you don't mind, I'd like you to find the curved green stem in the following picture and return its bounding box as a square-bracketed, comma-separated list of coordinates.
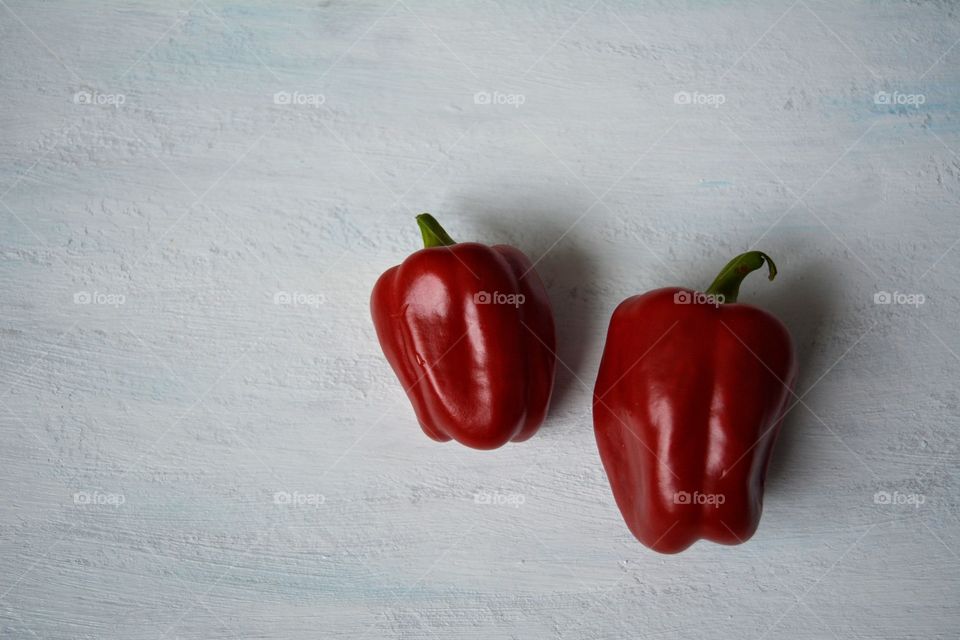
[704, 251, 777, 304]
[416, 213, 456, 248]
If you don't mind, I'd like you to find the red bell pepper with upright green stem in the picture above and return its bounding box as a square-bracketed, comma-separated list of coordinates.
[593, 251, 797, 553]
[371, 214, 556, 450]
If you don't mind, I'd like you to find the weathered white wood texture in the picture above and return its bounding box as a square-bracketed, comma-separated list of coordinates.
[1, 1, 958, 638]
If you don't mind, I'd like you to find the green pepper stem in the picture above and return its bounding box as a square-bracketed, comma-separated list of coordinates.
[704, 251, 777, 304]
[416, 213, 456, 248]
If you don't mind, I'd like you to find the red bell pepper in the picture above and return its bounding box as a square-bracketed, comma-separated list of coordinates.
[371, 214, 556, 450]
[593, 251, 797, 553]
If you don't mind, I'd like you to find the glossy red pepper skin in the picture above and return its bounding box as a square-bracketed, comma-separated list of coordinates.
[593, 253, 796, 553]
[371, 215, 556, 450]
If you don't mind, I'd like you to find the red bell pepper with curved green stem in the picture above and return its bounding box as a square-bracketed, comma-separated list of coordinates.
[371, 214, 556, 450]
[593, 251, 797, 553]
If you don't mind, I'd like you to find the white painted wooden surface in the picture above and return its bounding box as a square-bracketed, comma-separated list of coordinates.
[1, 1, 958, 638]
